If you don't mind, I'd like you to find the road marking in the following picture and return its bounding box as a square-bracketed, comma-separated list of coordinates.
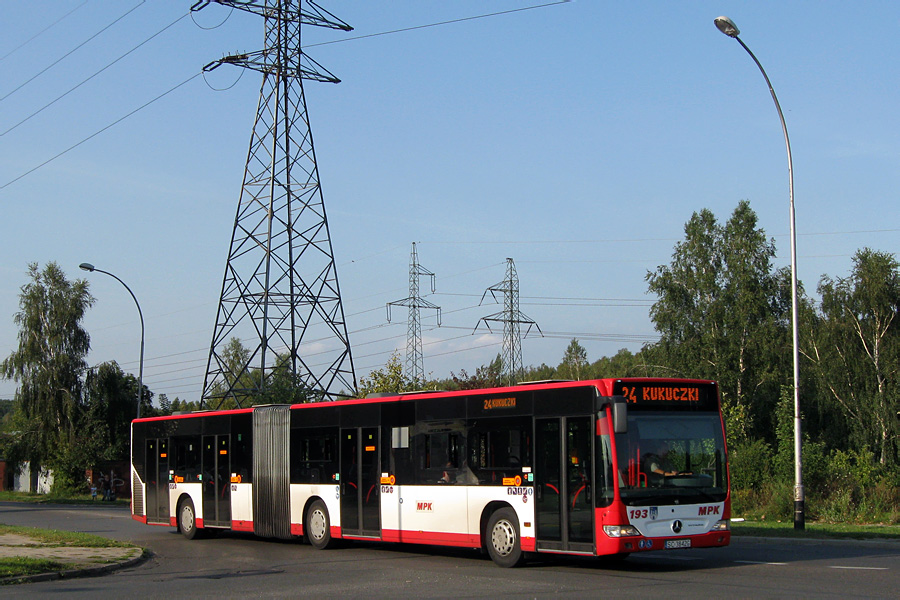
[829, 566, 888, 571]
[734, 560, 786, 565]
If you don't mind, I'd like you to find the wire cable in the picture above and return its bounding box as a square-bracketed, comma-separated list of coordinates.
[1, 11, 190, 137]
[0, 0, 89, 62]
[0, 1, 146, 103]
[0, 71, 201, 191]
[305, 1, 570, 48]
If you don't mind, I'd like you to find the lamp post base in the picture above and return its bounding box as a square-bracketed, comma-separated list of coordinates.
[794, 500, 805, 530]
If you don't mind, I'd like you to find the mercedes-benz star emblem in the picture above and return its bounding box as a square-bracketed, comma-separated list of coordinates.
[672, 520, 683, 534]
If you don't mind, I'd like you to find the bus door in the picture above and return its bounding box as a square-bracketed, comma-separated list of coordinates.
[145, 438, 169, 523]
[535, 416, 594, 553]
[201, 435, 231, 527]
[340, 427, 381, 538]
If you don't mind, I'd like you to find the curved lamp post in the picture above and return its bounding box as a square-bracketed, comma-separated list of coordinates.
[714, 16, 804, 530]
[80, 263, 145, 420]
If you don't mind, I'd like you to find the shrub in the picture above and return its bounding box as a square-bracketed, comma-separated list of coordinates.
[729, 438, 773, 491]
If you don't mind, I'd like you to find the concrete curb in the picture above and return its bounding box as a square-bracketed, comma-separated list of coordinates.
[0, 549, 150, 586]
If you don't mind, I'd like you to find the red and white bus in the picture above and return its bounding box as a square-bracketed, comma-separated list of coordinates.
[131, 378, 730, 567]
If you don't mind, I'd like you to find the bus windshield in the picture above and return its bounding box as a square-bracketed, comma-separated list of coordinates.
[615, 412, 727, 506]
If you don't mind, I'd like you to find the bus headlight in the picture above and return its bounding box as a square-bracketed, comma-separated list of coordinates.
[711, 519, 730, 531]
[603, 525, 641, 538]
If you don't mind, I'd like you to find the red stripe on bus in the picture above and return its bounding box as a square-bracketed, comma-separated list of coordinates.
[291, 523, 304, 537]
[380, 529, 481, 548]
[232, 520, 254, 532]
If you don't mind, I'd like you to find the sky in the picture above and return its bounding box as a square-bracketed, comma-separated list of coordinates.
[1, 1, 898, 404]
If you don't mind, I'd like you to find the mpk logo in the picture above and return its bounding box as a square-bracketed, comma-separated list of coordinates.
[416, 502, 433, 512]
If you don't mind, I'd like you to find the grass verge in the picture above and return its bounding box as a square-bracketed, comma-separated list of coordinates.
[732, 520, 900, 541]
[0, 557, 67, 578]
[0, 490, 129, 506]
[0, 524, 133, 548]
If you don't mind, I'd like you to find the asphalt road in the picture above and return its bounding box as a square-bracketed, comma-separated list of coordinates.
[1, 501, 898, 598]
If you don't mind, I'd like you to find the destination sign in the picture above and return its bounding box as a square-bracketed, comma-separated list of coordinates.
[612, 381, 717, 411]
[483, 397, 516, 410]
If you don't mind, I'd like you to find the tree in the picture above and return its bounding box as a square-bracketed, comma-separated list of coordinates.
[261, 353, 320, 404]
[450, 355, 503, 390]
[359, 352, 416, 396]
[206, 337, 253, 409]
[811, 248, 900, 465]
[591, 348, 654, 378]
[557, 338, 589, 380]
[646, 201, 792, 443]
[82, 361, 140, 462]
[1, 262, 94, 486]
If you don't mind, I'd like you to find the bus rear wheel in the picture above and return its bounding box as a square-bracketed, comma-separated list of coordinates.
[178, 498, 199, 540]
[486, 507, 524, 568]
[306, 500, 335, 550]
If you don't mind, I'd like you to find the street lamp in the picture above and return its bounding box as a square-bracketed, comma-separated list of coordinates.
[714, 16, 804, 530]
[80, 263, 145, 420]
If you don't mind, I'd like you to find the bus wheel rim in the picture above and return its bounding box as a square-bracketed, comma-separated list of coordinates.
[491, 519, 516, 556]
[310, 509, 326, 540]
[181, 505, 194, 531]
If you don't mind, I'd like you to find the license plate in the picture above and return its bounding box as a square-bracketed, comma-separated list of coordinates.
[665, 539, 691, 549]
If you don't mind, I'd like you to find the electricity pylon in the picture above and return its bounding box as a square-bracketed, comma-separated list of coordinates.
[477, 258, 541, 386]
[195, 1, 356, 407]
[387, 243, 441, 386]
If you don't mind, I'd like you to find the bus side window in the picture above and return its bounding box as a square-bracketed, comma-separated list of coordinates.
[173, 436, 201, 483]
[411, 423, 464, 485]
[291, 428, 338, 484]
[468, 417, 531, 484]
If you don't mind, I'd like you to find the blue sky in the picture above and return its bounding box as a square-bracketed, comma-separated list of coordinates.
[1, 1, 898, 403]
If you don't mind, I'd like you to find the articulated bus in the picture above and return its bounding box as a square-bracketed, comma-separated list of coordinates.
[131, 378, 730, 567]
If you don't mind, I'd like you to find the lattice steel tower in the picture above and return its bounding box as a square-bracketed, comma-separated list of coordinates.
[196, 1, 356, 407]
[477, 258, 541, 386]
[387, 243, 441, 386]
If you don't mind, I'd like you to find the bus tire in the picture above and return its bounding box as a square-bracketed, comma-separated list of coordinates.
[306, 499, 335, 550]
[486, 507, 524, 568]
[178, 498, 199, 540]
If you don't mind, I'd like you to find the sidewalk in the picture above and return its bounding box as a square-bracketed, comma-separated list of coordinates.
[0, 532, 146, 585]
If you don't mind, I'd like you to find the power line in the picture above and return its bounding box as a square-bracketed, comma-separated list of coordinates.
[0, 1, 146, 103]
[305, 1, 571, 48]
[0, 71, 201, 191]
[1, 11, 190, 137]
[0, 0, 89, 62]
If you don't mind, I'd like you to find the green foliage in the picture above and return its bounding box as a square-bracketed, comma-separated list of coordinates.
[811, 248, 900, 465]
[590, 348, 657, 378]
[165, 395, 202, 413]
[0, 556, 68, 577]
[1, 262, 94, 476]
[732, 479, 795, 522]
[358, 352, 417, 396]
[449, 354, 503, 390]
[728, 438, 773, 491]
[557, 338, 589, 380]
[646, 201, 791, 443]
[82, 361, 139, 462]
[204, 338, 319, 407]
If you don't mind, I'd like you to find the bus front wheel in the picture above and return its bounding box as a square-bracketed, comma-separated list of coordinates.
[178, 498, 199, 540]
[486, 507, 524, 568]
[306, 500, 335, 550]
